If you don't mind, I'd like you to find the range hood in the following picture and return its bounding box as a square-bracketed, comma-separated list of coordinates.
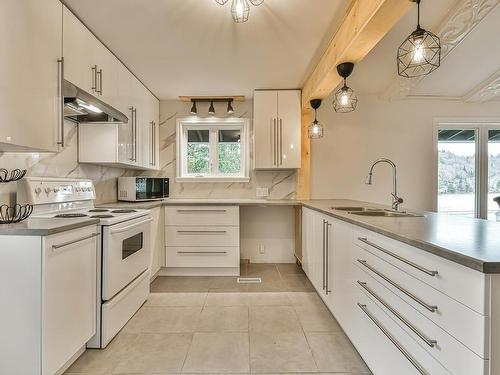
[63, 80, 128, 124]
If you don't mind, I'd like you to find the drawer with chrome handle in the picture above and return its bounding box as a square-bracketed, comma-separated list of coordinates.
[166, 226, 239, 247]
[353, 228, 487, 315]
[357, 302, 431, 375]
[52, 232, 99, 251]
[166, 246, 239, 268]
[352, 243, 489, 359]
[357, 259, 438, 313]
[355, 271, 489, 375]
[165, 205, 239, 226]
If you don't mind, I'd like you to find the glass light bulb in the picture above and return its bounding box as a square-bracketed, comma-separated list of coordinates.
[412, 40, 424, 63]
[340, 92, 349, 106]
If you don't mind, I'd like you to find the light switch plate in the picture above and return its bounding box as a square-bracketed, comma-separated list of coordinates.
[256, 187, 269, 198]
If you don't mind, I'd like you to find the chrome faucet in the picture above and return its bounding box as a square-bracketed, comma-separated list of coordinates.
[365, 158, 404, 212]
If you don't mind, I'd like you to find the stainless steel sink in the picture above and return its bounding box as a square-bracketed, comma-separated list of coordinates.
[350, 210, 423, 218]
[331, 206, 377, 211]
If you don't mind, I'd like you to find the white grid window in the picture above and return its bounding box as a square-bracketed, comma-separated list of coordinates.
[176, 118, 250, 182]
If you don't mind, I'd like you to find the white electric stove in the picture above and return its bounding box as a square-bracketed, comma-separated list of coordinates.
[17, 177, 152, 348]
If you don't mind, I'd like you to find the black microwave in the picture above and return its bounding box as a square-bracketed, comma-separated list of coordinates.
[118, 177, 169, 201]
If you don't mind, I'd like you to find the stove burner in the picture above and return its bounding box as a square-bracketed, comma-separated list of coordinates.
[88, 209, 109, 212]
[54, 213, 88, 218]
[90, 214, 114, 218]
[111, 209, 137, 213]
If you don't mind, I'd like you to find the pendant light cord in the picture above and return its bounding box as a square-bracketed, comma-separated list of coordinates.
[416, 0, 421, 29]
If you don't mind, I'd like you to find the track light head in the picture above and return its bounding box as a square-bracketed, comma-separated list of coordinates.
[190, 100, 197, 115]
[227, 100, 234, 115]
[208, 101, 215, 115]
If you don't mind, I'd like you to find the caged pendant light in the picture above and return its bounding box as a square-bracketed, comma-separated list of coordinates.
[333, 63, 358, 113]
[215, 0, 264, 23]
[397, 0, 441, 78]
[308, 99, 323, 139]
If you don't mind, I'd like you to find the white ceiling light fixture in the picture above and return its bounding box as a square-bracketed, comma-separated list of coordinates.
[215, 0, 264, 23]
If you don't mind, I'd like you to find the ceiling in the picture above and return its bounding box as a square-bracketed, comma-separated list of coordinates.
[350, 0, 500, 101]
[63, 0, 350, 100]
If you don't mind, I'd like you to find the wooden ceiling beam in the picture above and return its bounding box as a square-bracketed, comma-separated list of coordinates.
[298, 0, 412, 200]
[302, 0, 413, 105]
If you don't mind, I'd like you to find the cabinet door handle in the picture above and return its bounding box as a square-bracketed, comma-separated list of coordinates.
[97, 68, 103, 95]
[357, 259, 438, 313]
[272, 118, 277, 166]
[357, 281, 437, 348]
[176, 209, 227, 213]
[177, 230, 227, 234]
[128, 107, 135, 161]
[52, 232, 99, 251]
[57, 57, 65, 147]
[177, 251, 228, 255]
[322, 219, 326, 290]
[325, 221, 332, 295]
[134, 108, 138, 162]
[357, 303, 430, 375]
[91, 65, 98, 92]
[149, 121, 154, 166]
[358, 237, 438, 277]
[279, 118, 283, 166]
[153, 121, 156, 166]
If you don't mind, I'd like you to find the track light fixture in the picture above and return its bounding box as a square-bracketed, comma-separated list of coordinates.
[397, 0, 440, 78]
[333, 62, 358, 113]
[308, 99, 323, 139]
[190, 100, 197, 115]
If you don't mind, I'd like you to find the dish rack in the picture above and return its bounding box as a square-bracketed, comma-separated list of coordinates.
[0, 169, 32, 224]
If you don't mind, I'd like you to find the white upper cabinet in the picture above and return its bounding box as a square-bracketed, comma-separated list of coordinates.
[0, 0, 62, 152]
[253, 90, 301, 169]
[63, 6, 118, 103]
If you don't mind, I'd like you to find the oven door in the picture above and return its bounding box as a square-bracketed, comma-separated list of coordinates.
[135, 178, 167, 200]
[101, 215, 152, 300]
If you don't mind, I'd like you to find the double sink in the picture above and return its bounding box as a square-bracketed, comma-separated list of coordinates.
[331, 206, 423, 218]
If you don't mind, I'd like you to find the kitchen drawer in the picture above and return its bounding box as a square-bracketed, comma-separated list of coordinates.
[166, 226, 240, 247]
[351, 243, 488, 359]
[165, 205, 239, 226]
[353, 261, 488, 375]
[353, 227, 488, 315]
[350, 283, 452, 375]
[166, 246, 240, 268]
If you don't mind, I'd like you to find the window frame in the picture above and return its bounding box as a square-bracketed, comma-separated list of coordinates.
[176, 117, 250, 182]
[433, 118, 500, 219]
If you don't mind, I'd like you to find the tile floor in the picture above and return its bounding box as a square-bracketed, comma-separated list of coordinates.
[65, 264, 371, 375]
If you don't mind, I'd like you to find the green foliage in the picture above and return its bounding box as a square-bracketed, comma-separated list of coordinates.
[187, 143, 209, 174]
[218, 143, 241, 174]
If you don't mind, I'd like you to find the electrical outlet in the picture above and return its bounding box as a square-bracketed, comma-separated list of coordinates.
[256, 187, 269, 198]
[259, 244, 265, 254]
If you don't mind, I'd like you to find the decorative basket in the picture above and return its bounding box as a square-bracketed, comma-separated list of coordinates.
[0, 168, 27, 183]
[0, 204, 33, 224]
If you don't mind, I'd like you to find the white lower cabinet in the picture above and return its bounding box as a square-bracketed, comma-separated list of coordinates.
[149, 206, 165, 279]
[0, 225, 98, 375]
[301, 207, 491, 375]
[164, 205, 240, 276]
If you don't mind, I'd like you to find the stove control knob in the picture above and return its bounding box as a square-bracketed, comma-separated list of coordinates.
[53, 187, 60, 193]
[75, 187, 81, 192]
[34, 187, 42, 195]
[44, 187, 52, 194]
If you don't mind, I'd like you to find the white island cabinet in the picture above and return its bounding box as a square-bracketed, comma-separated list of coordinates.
[301, 207, 492, 375]
[0, 225, 98, 375]
[0, 0, 63, 152]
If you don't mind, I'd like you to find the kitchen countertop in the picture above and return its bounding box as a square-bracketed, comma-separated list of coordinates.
[0, 217, 100, 236]
[97, 198, 300, 210]
[302, 199, 500, 273]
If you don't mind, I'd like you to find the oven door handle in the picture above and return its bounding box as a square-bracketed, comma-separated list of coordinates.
[109, 217, 153, 235]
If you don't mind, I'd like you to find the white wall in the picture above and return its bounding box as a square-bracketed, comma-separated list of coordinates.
[240, 206, 296, 263]
[312, 94, 500, 211]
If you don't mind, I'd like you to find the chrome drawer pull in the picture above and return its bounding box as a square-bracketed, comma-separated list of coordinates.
[176, 209, 227, 213]
[52, 233, 99, 250]
[357, 281, 437, 348]
[177, 230, 227, 234]
[358, 237, 438, 277]
[357, 303, 430, 375]
[357, 259, 438, 313]
[177, 251, 227, 254]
